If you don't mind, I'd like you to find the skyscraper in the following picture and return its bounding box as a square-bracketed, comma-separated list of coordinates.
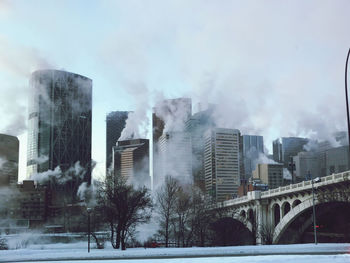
[185, 106, 216, 190]
[157, 132, 192, 188]
[281, 137, 309, 167]
[112, 139, 150, 188]
[0, 133, 19, 186]
[204, 128, 241, 202]
[152, 98, 192, 189]
[242, 135, 264, 181]
[272, 137, 308, 167]
[106, 111, 129, 172]
[27, 69, 92, 203]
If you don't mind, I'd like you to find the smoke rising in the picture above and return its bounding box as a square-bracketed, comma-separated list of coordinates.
[30, 161, 86, 185]
[119, 82, 150, 141]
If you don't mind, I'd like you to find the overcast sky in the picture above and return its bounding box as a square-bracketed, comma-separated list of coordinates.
[1, 0, 350, 181]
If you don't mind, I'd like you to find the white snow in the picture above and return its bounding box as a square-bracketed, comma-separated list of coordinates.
[0, 242, 349, 262]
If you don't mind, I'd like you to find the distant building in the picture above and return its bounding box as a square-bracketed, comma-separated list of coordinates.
[152, 98, 192, 189]
[242, 135, 264, 181]
[252, 163, 283, 190]
[27, 69, 92, 205]
[106, 111, 129, 172]
[0, 134, 19, 186]
[325, 145, 349, 175]
[112, 139, 150, 188]
[157, 132, 192, 187]
[273, 137, 309, 168]
[272, 139, 282, 163]
[0, 180, 47, 232]
[204, 128, 241, 202]
[293, 151, 319, 181]
[185, 106, 216, 190]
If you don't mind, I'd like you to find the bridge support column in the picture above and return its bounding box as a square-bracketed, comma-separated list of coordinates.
[256, 200, 269, 244]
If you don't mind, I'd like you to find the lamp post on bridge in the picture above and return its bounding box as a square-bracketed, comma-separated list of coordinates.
[309, 171, 320, 245]
[345, 48, 350, 169]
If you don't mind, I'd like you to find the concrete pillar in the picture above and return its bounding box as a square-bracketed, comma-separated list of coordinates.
[256, 200, 268, 244]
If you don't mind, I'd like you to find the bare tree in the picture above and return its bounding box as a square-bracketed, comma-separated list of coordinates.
[174, 186, 192, 247]
[97, 173, 152, 250]
[258, 223, 275, 245]
[156, 176, 180, 247]
[187, 186, 213, 246]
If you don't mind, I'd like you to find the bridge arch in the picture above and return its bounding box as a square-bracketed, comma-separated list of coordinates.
[273, 194, 350, 244]
[282, 201, 291, 217]
[240, 210, 246, 219]
[292, 199, 301, 208]
[273, 203, 280, 226]
[211, 217, 254, 246]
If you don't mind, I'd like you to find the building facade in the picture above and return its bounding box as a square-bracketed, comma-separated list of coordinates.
[106, 111, 129, 172]
[0, 180, 47, 232]
[242, 135, 264, 181]
[112, 139, 150, 188]
[185, 106, 216, 190]
[157, 132, 192, 187]
[252, 163, 284, 189]
[0, 134, 19, 186]
[204, 128, 241, 202]
[293, 151, 319, 181]
[152, 98, 192, 189]
[27, 69, 92, 204]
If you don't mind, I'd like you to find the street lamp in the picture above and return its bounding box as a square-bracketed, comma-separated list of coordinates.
[311, 174, 320, 245]
[87, 207, 92, 253]
[345, 48, 350, 169]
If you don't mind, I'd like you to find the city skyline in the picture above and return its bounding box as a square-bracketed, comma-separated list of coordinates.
[0, 1, 350, 182]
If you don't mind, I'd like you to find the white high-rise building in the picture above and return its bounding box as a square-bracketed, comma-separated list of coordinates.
[156, 132, 192, 188]
[204, 128, 241, 202]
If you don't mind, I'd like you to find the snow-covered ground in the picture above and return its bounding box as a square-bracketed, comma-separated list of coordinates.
[0, 242, 349, 262]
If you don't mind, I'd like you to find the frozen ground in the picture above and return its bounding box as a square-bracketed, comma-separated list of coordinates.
[0, 242, 349, 263]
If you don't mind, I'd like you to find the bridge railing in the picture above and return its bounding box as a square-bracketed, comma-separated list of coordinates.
[260, 170, 350, 198]
[219, 171, 350, 207]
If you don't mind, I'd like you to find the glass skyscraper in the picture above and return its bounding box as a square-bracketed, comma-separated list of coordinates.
[27, 70, 92, 203]
[106, 111, 129, 172]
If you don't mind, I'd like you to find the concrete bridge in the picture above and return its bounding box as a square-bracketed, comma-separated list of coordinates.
[217, 171, 350, 244]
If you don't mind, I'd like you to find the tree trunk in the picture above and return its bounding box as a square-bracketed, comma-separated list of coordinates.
[121, 231, 126, 250]
[165, 218, 169, 247]
[110, 223, 116, 249]
[116, 228, 121, 249]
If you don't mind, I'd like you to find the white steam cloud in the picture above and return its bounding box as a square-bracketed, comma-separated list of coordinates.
[31, 161, 85, 184]
[119, 82, 150, 141]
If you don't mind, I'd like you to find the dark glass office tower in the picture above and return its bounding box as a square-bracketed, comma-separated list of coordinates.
[27, 69, 92, 203]
[0, 133, 19, 186]
[106, 111, 129, 172]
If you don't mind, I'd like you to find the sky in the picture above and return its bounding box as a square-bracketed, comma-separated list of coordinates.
[0, 0, 350, 182]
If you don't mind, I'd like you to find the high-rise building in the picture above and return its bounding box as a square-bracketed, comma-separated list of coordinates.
[252, 163, 283, 190]
[272, 137, 308, 167]
[27, 69, 92, 204]
[112, 139, 150, 188]
[325, 145, 349, 175]
[0, 134, 19, 186]
[204, 128, 241, 202]
[293, 151, 319, 181]
[272, 139, 282, 163]
[106, 111, 129, 172]
[157, 132, 192, 188]
[281, 137, 309, 166]
[185, 106, 216, 190]
[152, 98, 192, 189]
[242, 135, 264, 181]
